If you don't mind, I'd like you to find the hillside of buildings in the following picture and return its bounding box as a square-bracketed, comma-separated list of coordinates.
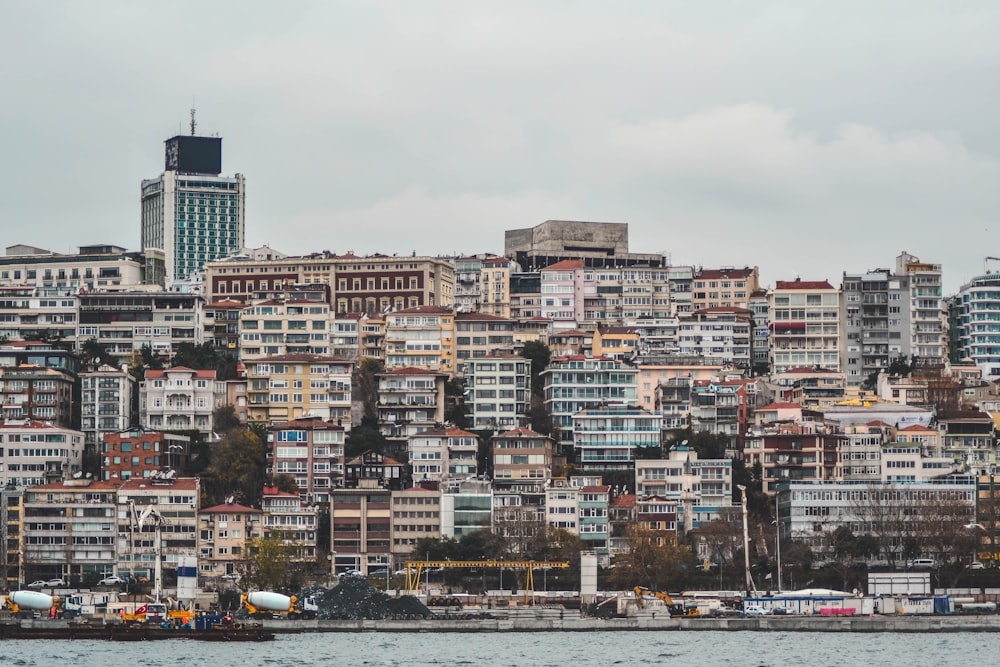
[6, 218, 1000, 599]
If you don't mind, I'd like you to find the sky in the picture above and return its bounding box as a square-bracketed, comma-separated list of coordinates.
[1, 1, 998, 293]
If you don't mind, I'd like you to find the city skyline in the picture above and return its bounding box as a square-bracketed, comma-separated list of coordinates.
[1, 2, 998, 293]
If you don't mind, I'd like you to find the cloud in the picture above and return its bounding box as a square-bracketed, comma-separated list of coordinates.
[252, 186, 574, 258]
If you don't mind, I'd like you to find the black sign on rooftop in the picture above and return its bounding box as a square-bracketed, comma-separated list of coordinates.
[164, 135, 222, 175]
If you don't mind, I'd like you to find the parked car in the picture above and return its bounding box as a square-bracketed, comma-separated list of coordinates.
[368, 568, 389, 576]
[908, 559, 936, 569]
[221, 573, 240, 581]
[98, 575, 124, 586]
[339, 569, 363, 578]
[44, 578, 67, 588]
[969, 561, 986, 570]
[743, 604, 770, 617]
[26, 580, 47, 590]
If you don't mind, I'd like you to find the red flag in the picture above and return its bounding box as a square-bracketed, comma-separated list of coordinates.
[135, 605, 148, 615]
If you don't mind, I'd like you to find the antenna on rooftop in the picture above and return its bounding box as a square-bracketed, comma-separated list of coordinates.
[190, 107, 197, 136]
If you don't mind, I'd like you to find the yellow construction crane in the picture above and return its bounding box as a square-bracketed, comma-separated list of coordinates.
[402, 560, 569, 602]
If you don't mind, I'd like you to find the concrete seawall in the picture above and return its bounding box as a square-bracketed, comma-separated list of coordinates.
[262, 613, 1000, 633]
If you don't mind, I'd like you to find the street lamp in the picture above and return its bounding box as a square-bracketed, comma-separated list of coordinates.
[168, 444, 184, 472]
[773, 496, 783, 593]
[965, 523, 986, 567]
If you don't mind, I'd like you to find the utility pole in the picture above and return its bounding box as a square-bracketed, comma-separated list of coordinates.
[774, 494, 782, 593]
[738, 484, 756, 596]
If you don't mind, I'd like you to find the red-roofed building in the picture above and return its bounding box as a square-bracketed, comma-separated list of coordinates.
[344, 450, 404, 490]
[0, 364, 75, 428]
[261, 484, 318, 562]
[101, 428, 190, 482]
[492, 427, 554, 489]
[22, 478, 122, 582]
[117, 476, 201, 584]
[198, 501, 262, 580]
[140, 366, 219, 437]
[768, 278, 842, 375]
[754, 402, 804, 425]
[269, 417, 346, 503]
[540, 261, 586, 325]
[608, 492, 637, 557]
[205, 253, 455, 314]
[678, 307, 753, 368]
[692, 266, 759, 311]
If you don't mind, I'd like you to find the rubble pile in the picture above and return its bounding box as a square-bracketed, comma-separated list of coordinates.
[307, 578, 431, 620]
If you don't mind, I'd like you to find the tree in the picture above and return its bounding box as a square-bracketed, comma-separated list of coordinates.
[242, 535, 292, 591]
[353, 358, 384, 422]
[213, 404, 242, 435]
[609, 525, 697, 591]
[696, 511, 742, 574]
[201, 429, 267, 508]
[521, 341, 551, 396]
[80, 338, 114, 371]
[444, 377, 469, 429]
[270, 474, 300, 496]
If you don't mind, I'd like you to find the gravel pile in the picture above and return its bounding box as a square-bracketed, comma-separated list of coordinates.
[308, 578, 431, 620]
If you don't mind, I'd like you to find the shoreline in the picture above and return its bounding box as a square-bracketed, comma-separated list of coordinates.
[272, 615, 1000, 633]
[10, 612, 1000, 636]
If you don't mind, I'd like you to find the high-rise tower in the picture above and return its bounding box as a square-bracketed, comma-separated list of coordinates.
[140, 118, 245, 288]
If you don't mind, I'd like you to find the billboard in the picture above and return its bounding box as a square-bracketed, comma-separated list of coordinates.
[165, 136, 222, 175]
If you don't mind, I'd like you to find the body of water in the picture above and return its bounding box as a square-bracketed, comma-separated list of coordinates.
[2, 630, 992, 666]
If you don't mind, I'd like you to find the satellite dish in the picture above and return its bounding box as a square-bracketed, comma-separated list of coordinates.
[73, 471, 83, 479]
[85, 472, 93, 479]
[226, 495, 235, 505]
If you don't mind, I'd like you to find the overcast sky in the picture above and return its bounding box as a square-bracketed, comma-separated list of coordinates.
[2, 2, 998, 293]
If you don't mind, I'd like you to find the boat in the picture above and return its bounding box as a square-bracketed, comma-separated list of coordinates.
[0, 622, 274, 642]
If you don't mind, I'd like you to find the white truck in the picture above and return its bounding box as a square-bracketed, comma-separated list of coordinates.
[4, 591, 56, 618]
[63, 591, 114, 619]
[242, 591, 318, 619]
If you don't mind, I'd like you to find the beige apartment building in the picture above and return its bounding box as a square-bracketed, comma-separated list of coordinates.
[243, 354, 354, 429]
[204, 252, 454, 315]
[384, 306, 455, 374]
[197, 501, 261, 580]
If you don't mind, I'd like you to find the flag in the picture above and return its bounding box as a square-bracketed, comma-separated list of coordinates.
[135, 605, 148, 615]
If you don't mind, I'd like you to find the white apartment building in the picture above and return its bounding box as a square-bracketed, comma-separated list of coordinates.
[76, 290, 203, 363]
[80, 365, 136, 455]
[116, 476, 200, 579]
[0, 421, 84, 489]
[376, 368, 447, 440]
[140, 367, 218, 437]
[239, 293, 331, 360]
[769, 279, 842, 374]
[407, 427, 479, 483]
[462, 354, 531, 430]
[542, 356, 638, 448]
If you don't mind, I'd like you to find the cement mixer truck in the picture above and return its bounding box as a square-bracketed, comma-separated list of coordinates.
[241, 591, 318, 619]
[4, 590, 57, 618]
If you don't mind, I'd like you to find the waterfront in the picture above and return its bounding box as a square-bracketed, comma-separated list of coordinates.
[1, 630, 993, 666]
